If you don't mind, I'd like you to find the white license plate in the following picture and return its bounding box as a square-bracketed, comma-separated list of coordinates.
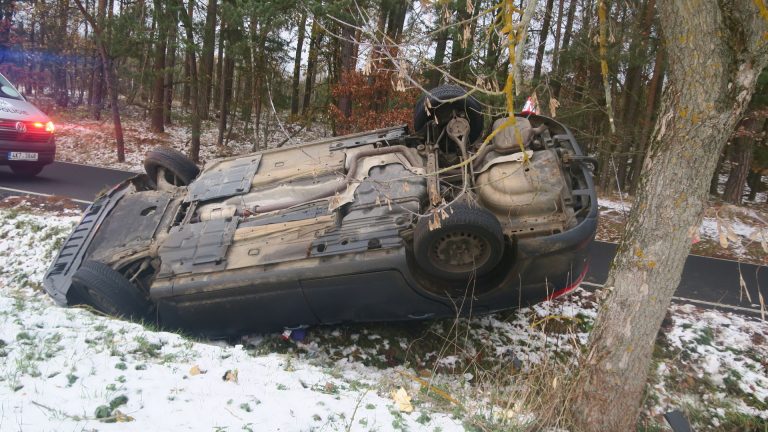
[8, 152, 38, 161]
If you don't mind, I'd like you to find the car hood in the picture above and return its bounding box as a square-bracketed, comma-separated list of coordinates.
[0, 97, 49, 122]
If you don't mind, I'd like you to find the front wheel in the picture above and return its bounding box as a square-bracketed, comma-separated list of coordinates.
[71, 260, 153, 321]
[413, 204, 505, 280]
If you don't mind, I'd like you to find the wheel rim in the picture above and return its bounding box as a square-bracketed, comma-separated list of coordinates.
[156, 167, 184, 188]
[428, 230, 492, 274]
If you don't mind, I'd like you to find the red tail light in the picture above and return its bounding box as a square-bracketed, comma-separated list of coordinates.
[26, 121, 54, 133]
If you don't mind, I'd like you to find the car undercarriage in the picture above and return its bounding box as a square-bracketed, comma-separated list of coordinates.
[44, 86, 597, 336]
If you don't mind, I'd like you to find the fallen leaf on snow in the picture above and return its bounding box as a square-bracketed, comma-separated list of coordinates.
[189, 365, 206, 376]
[391, 387, 414, 413]
[223, 369, 239, 383]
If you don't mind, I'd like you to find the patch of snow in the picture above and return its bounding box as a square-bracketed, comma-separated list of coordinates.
[0, 209, 463, 431]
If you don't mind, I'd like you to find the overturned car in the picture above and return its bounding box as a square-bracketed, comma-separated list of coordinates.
[44, 85, 597, 336]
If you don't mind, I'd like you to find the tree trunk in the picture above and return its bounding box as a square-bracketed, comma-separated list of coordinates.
[724, 116, 766, 204]
[552, 0, 576, 99]
[615, 0, 656, 190]
[90, 0, 106, 119]
[198, 0, 217, 120]
[212, 21, 225, 116]
[567, 2, 767, 431]
[429, 4, 448, 88]
[336, 22, 356, 120]
[290, 11, 307, 116]
[73, 0, 126, 162]
[181, 0, 192, 108]
[302, 17, 321, 117]
[532, 0, 555, 82]
[449, 0, 472, 82]
[150, 0, 167, 132]
[178, 0, 200, 163]
[215, 2, 235, 148]
[629, 38, 665, 193]
[164, 19, 177, 125]
[550, 0, 565, 75]
[53, 0, 70, 108]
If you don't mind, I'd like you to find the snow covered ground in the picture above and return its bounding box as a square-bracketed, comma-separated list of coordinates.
[53, 107, 332, 173]
[1, 205, 766, 431]
[599, 197, 768, 263]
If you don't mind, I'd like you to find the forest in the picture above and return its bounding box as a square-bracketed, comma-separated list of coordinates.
[0, 0, 765, 200]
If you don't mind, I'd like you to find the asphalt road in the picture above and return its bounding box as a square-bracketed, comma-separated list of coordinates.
[0, 161, 134, 203]
[1, 161, 764, 317]
[586, 242, 765, 316]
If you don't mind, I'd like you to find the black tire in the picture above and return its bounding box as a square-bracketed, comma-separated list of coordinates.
[414, 204, 504, 279]
[71, 260, 153, 321]
[413, 85, 484, 143]
[144, 147, 199, 187]
[10, 163, 44, 177]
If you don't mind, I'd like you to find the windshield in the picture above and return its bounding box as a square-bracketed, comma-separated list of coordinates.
[0, 74, 23, 100]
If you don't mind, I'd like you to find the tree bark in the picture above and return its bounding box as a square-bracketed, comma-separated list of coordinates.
[532, 0, 555, 82]
[550, 0, 565, 75]
[164, 18, 177, 125]
[615, 0, 656, 189]
[178, 0, 200, 163]
[212, 22, 224, 118]
[629, 38, 665, 193]
[429, 4, 448, 88]
[449, 0, 473, 82]
[567, 2, 767, 431]
[552, 0, 576, 99]
[181, 0, 193, 108]
[150, 0, 167, 132]
[302, 17, 321, 117]
[90, 0, 106, 119]
[336, 22, 356, 120]
[290, 11, 307, 116]
[198, 0, 217, 120]
[724, 116, 766, 204]
[53, 0, 70, 108]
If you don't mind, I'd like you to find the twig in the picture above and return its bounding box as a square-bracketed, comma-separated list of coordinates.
[345, 390, 369, 432]
[276, 123, 306, 148]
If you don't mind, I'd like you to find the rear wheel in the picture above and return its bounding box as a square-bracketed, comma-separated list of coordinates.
[10, 163, 44, 177]
[413, 85, 484, 143]
[71, 260, 153, 321]
[144, 147, 199, 188]
[414, 204, 504, 279]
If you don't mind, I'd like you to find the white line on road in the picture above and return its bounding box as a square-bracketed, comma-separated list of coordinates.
[0, 186, 93, 205]
[579, 281, 763, 316]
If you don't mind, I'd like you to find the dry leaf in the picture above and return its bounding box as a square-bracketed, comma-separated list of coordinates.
[739, 273, 753, 303]
[428, 212, 441, 230]
[549, 97, 560, 118]
[223, 369, 239, 383]
[113, 410, 134, 423]
[189, 365, 206, 376]
[391, 387, 414, 413]
[717, 220, 728, 248]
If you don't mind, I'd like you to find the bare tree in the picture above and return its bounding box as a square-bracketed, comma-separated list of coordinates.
[73, 0, 126, 162]
[566, 2, 768, 431]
